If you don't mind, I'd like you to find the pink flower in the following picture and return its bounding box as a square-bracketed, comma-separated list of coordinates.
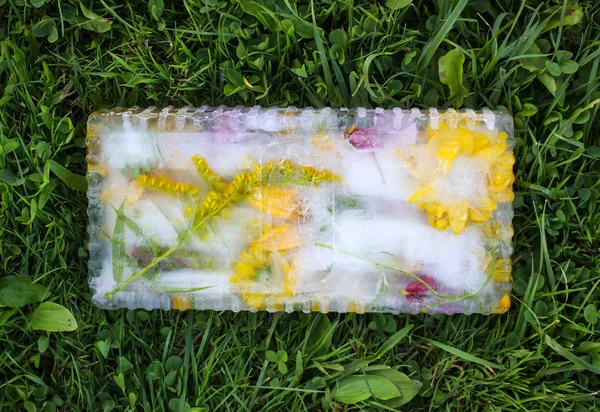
[401, 275, 438, 303]
[344, 125, 382, 150]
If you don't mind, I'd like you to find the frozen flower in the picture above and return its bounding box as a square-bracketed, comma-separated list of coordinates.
[492, 294, 511, 313]
[400, 275, 438, 303]
[344, 125, 382, 150]
[407, 119, 515, 235]
[247, 186, 300, 219]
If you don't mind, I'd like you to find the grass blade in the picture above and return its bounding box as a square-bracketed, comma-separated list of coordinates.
[416, 0, 468, 73]
[426, 339, 506, 370]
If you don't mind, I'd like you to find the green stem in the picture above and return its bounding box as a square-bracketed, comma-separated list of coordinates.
[104, 189, 241, 299]
[314, 243, 494, 303]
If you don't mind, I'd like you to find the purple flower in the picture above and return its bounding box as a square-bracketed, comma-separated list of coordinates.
[344, 125, 382, 150]
[401, 275, 438, 303]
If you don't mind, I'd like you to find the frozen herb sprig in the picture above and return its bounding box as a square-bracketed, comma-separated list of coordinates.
[105, 157, 339, 298]
[314, 243, 495, 303]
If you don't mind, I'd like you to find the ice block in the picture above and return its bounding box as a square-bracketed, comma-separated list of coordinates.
[86, 106, 514, 314]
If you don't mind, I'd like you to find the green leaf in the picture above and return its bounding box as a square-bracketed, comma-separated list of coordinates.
[427, 339, 505, 370]
[226, 69, 244, 87]
[578, 188, 591, 201]
[522, 103, 538, 117]
[333, 375, 401, 404]
[368, 368, 422, 407]
[79, 2, 112, 33]
[224, 83, 240, 96]
[521, 44, 548, 72]
[560, 60, 579, 74]
[47, 26, 59, 43]
[31, 17, 56, 38]
[48, 160, 87, 192]
[306, 315, 335, 356]
[587, 146, 600, 159]
[329, 44, 345, 64]
[555, 50, 573, 64]
[147, 284, 213, 293]
[328, 29, 347, 46]
[386, 0, 412, 10]
[112, 203, 127, 284]
[543, 2, 583, 32]
[0, 276, 48, 308]
[24, 401, 36, 412]
[546, 61, 562, 76]
[0, 308, 17, 326]
[438, 48, 468, 107]
[266, 350, 279, 363]
[3, 139, 20, 154]
[277, 349, 288, 362]
[165, 355, 183, 372]
[538, 73, 557, 96]
[291, 67, 307, 78]
[584, 304, 599, 324]
[113, 372, 126, 393]
[38, 335, 50, 352]
[30, 0, 46, 8]
[148, 0, 164, 20]
[0, 169, 17, 185]
[30, 302, 78, 332]
[95, 339, 111, 358]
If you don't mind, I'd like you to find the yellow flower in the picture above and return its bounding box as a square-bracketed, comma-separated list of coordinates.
[172, 295, 191, 311]
[483, 222, 514, 239]
[311, 131, 336, 152]
[247, 186, 300, 219]
[407, 118, 514, 234]
[192, 155, 224, 189]
[230, 224, 302, 308]
[230, 247, 267, 284]
[137, 173, 201, 197]
[126, 181, 145, 205]
[251, 223, 304, 252]
[348, 301, 366, 314]
[242, 292, 267, 309]
[492, 259, 511, 283]
[87, 163, 109, 176]
[311, 300, 330, 313]
[492, 294, 511, 314]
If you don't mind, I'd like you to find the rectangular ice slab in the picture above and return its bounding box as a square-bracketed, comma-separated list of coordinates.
[87, 107, 514, 314]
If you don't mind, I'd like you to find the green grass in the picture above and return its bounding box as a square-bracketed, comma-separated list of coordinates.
[1, 0, 599, 410]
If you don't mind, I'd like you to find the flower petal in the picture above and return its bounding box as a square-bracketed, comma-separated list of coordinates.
[492, 259, 511, 283]
[494, 186, 515, 203]
[172, 296, 191, 311]
[492, 295, 511, 313]
[437, 141, 461, 172]
[449, 201, 469, 235]
[252, 223, 303, 252]
[468, 205, 491, 223]
[247, 186, 300, 219]
[473, 141, 508, 163]
[408, 183, 435, 205]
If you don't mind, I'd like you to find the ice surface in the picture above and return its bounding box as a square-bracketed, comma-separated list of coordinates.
[87, 107, 514, 314]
